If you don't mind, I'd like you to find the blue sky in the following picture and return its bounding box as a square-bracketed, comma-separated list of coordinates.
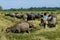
[0, 0, 60, 9]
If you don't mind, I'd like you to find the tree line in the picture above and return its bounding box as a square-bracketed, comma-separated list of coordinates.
[0, 6, 60, 11]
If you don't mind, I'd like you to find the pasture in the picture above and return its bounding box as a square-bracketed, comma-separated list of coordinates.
[0, 11, 60, 40]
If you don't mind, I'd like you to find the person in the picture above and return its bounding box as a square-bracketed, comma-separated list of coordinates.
[40, 15, 44, 26]
[43, 13, 48, 29]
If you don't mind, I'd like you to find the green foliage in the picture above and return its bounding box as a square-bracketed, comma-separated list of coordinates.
[0, 5, 60, 11]
[0, 6, 3, 11]
[0, 11, 60, 40]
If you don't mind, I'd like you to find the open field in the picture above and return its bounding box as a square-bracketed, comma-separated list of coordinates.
[0, 11, 60, 40]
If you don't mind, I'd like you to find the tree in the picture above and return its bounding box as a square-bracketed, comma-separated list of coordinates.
[0, 6, 3, 11]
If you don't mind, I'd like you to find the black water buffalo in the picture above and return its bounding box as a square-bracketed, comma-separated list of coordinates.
[34, 13, 41, 19]
[5, 13, 16, 17]
[15, 14, 23, 19]
[27, 14, 35, 21]
[6, 22, 36, 33]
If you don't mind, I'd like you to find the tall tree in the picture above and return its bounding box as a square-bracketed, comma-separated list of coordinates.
[0, 6, 3, 10]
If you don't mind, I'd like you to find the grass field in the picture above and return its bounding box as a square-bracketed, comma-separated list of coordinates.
[0, 11, 60, 40]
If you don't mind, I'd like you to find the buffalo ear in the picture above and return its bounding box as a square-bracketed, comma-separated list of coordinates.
[6, 28, 10, 33]
[29, 24, 33, 28]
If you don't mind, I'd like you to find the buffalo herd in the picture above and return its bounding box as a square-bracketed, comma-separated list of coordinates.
[5, 12, 57, 33]
[5, 13, 41, 21]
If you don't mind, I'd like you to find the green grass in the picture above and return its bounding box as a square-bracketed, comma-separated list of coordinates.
[0, 11, 60, 40]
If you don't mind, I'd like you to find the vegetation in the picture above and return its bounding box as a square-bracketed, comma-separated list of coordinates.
[0, 11, 60, 40]
[0, 6, 60, 11]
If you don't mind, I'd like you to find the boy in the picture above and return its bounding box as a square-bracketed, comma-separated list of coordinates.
[43, 13, 48, 29]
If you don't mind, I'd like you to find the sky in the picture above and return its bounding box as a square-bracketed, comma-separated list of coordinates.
[0, 0, 60, 9]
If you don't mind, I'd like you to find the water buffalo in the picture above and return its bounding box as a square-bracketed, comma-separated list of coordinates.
[22, 14, 27, 21]
[39, 14, 57, 28]
[34, 13, 41, 19]
[15, 14, 23, 19]
[5, 13, 16, 17]
[6, 22, 36, 33]
[27, 14, 35, 21]
[47, 14, 57, 27]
